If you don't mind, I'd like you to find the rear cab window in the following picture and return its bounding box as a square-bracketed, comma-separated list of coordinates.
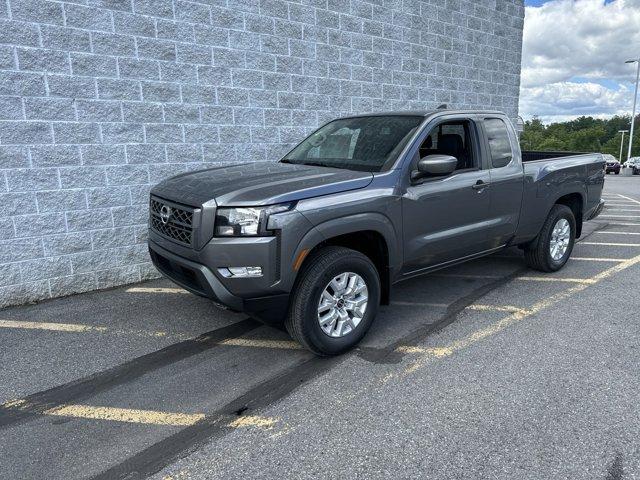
[484, 118, 513, 168]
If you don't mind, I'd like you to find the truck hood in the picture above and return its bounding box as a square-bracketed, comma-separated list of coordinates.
[151, 162, 374, 207]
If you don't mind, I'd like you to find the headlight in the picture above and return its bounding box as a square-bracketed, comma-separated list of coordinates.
[214, 204, 294, 236]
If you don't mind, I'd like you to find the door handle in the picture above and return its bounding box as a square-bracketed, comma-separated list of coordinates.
[472, 180, 490, 191]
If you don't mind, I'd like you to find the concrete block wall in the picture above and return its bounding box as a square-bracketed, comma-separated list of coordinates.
[0, 0, 524, 307]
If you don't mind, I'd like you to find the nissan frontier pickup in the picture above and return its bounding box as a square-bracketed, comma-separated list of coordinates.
[148, 110, 605, 355]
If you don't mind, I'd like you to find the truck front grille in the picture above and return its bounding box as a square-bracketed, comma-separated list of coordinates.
[149, 197, 195, 246]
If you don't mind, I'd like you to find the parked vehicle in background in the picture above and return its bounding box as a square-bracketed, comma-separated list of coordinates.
[625, 157, 640, 174]
[604, 154, 621, 174]
[148, 110, 606, 355]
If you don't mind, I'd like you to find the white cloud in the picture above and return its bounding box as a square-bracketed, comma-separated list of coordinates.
[519, 0, 640, 122]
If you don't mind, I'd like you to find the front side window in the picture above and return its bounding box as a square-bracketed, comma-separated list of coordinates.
[485, 118, 513, 168]
[418, 120, 477, 171]
[282, 115, 423, 172]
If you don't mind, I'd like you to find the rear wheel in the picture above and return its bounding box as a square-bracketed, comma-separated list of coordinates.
[524, 204, 576, 272]
[285, 246, 380, 355]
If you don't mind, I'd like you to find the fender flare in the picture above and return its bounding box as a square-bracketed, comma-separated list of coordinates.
[286, 212, 401, 290]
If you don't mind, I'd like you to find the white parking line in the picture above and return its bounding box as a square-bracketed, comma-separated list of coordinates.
[517, 276, 596, 284]
[593, 231, 640, 236]
[571, 257, 627, 262]
[605, 209, 640, 212]
[580, 242, 640, 247]
[599, 215, 640, 219]
[616, 194, 640, 205]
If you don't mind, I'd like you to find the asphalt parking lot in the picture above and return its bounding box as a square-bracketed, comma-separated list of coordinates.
[1, 175, 639, 480]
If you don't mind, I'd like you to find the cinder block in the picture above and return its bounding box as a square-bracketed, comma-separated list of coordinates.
[64, 4, 113, 31]
[71, 53, 118, 78]
[86, 186, 130, 208]
[40, 25, 92, 52]
[66, 208, 113, 232]
[11, 0, 64, 25]
[0, 121, 53, 145]
[76, 100, 122, 122]
[47, 74, 96, 99]
[36, 189, 87, 212]
[24, 98, 75, 121]
[17, 47, 69, 73]
[81, 145, 126, 165]
[0, 71, 46, 96]
[0, 97, 24, 120]
[118, 58, 160, 81]
[97, 78, 142, 101]
[137, 37, 177, 61]
[144, 123, 183, 143]
[53, 122, 101, 144]
[30, 145, 82, 167]
[13, 212, 66, 237]
[49, 272, 97, 296]
[114, 11, 156, 37]
[122, 102, 163, 122]
[59, 166, 107, 188]
[106, 164, 150, 184]
[0, 19, 40, 47]
[0, 192, 37, 217]
[92, 31, 136, 56]
[100, 123, 144, 143]
[0, 147, 30, 168]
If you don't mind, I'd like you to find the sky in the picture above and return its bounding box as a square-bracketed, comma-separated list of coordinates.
[519, 0, 640, 124]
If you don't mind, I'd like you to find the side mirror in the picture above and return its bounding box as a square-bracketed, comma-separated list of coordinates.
[412, 154, 458, 181]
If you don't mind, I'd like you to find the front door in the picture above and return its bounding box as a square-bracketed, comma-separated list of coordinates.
[401, 118, 493, 273]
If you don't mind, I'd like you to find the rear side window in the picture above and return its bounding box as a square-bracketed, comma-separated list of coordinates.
[485, 118, 513, 168]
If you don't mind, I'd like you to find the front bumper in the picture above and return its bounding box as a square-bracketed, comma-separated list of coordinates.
[148, 239, 289, 324]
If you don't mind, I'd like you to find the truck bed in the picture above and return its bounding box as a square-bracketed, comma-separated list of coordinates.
[521, 151, 592, 162]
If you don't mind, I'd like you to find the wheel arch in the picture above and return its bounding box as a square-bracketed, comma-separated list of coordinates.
[291, 213, 400, 305]
[553, 192, 584, 238]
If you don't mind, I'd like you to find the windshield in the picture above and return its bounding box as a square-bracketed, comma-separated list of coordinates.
[282, 115, 423, 172]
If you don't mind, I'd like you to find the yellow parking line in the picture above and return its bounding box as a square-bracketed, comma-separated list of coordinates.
[392, 301, 449, 308]
[0, 319, 179, 339]
[0, 319, 303, 350]
[228, 415, 278, 429]
[218, 338, 303, 350]
[392, 302, 527, 314]
[0, 319, 106, 333]
[516, 276, 596, 284]
[400, 252, 640, 373]
[42, 404, 205, 426]
[126, 287, 189, 294]
[580, 242, 640, 247]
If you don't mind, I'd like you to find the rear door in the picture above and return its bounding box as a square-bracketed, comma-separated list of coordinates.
[401, 115, 493, 273]
[480, 117, 525, 248]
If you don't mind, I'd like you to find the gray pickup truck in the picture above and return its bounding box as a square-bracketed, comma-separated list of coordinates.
[148, 110, 605, 355]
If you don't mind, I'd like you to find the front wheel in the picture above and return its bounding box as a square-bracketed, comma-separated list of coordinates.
[285, 246, 380, 355]
[524, 204, 576, 272]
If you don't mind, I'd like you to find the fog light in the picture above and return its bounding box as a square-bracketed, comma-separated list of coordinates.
[218, 267, 263, 278]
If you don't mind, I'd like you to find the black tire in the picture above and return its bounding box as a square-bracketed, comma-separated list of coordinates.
[524, 204, 576, 272]
[615, 171, 620, 175]
[285, 246, 380, 356]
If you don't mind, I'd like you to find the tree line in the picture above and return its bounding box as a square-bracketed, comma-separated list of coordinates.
[520, 115, 640, 162]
